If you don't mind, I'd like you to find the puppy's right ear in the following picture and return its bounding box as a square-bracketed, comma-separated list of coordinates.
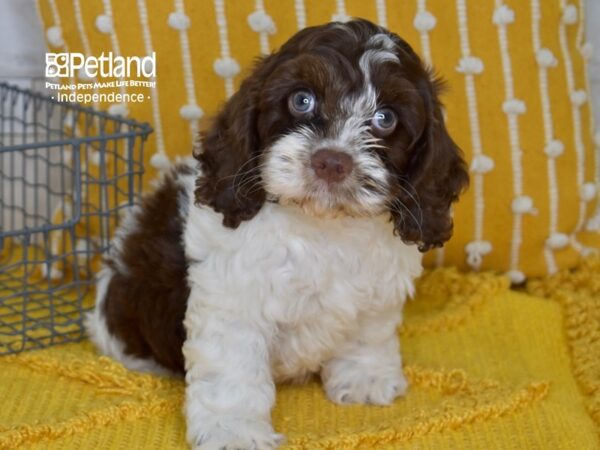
[194, 57, 276, 228]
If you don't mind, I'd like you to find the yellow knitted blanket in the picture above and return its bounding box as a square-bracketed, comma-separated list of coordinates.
[1, 260, 599, 449]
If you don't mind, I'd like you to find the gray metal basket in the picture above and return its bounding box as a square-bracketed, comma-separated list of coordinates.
[0, 82, 152, 354]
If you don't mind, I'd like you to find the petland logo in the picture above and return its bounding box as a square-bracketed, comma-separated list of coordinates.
[46, 52, 156, 78]
[45, 52, 156, 106]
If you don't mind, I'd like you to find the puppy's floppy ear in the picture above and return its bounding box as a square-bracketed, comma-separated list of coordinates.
[194, 56, 275, 228]
[391, 76, 469, 252]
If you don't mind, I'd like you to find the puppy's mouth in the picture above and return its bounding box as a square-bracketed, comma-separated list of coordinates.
[299, 148, 363, 215]
[262, 132, 391, 218]
[268, 156, 387, 218]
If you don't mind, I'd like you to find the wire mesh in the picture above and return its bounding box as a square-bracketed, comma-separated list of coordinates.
[0, 82, 152, 354]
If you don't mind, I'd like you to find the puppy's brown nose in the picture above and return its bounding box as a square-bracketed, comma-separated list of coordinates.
[311, 149, 354, 183]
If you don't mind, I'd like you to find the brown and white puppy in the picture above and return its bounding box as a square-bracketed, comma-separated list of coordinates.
[87, 19, 468, 450]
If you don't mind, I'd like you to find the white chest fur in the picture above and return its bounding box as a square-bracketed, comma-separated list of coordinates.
[183, 192, 422, 380]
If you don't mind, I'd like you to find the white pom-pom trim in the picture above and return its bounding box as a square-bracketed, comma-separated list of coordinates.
[546, 232, 570, 250]
[465, 240, 492, 255]
[456, 56, 484, 75]
[465, 240, 493, 269]
[492, 5, 515, 25]
[413, 11, 437, 32]
[142, 58, 154, 76]
[580, 42, 594, 60]
[503, 99, 526, 115]
[179, 104, 204, 120]
[213, 57, 240, 78]
[544, 139, 564, 158]
[506, 270, 526, 284]
[580, 182, 597, 202]
[41, 264, 63, 280]
[150, 153, 171, 170]
[570, 90, 587, 106]
[95, 14, 113, 34]
[168, 11, 190, 30]
[46, 26, 64, 48]
[247, 11, 276, 34]
[331, 13, 351, 23]
[536, 48, 558, 68]
[581, 247, 599, 258]
[107, 103, 129, 117]
[63, 112, 76, 129]
[90, 151, 101, 166]
[75, 239, 89, 263]
[62, 201, 73, 218]
[562, 4, 578, 25]
[470, 154, 495, 174]
[587, 213, 600, 232]
[512, 196, 536, 214]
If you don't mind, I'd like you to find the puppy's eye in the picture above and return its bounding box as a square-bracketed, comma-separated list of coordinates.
[371, 108, 397, 137]
[288, 90, 316, 116]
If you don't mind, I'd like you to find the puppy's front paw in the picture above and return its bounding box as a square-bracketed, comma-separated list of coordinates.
[325, 370, 408, 406]
[189, 417, 284, 450]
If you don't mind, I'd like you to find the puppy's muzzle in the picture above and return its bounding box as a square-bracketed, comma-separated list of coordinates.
[311, 149, 354, 183]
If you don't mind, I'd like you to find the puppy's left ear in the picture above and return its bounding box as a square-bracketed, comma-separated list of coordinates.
[194, 56, 276, 228]
[392, 77, 469, 252]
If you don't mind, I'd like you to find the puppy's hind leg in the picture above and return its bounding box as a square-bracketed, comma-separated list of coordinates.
[85, 267, 175, 377]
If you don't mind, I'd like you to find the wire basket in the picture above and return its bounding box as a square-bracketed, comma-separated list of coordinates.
[0, 82, 152, 354]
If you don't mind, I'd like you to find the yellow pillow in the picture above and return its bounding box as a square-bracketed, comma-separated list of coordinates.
[36, 0, 599, 279]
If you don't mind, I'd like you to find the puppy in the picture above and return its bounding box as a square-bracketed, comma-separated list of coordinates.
[86, 19, 468, 450]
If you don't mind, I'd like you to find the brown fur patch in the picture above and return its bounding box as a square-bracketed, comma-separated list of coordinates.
[103, 170, 189, 374]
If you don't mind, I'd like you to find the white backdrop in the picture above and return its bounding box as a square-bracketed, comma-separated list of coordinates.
[0, 0, 46, 84]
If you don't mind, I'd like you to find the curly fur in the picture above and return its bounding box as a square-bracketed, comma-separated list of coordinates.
[86, 19, 468, 450]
